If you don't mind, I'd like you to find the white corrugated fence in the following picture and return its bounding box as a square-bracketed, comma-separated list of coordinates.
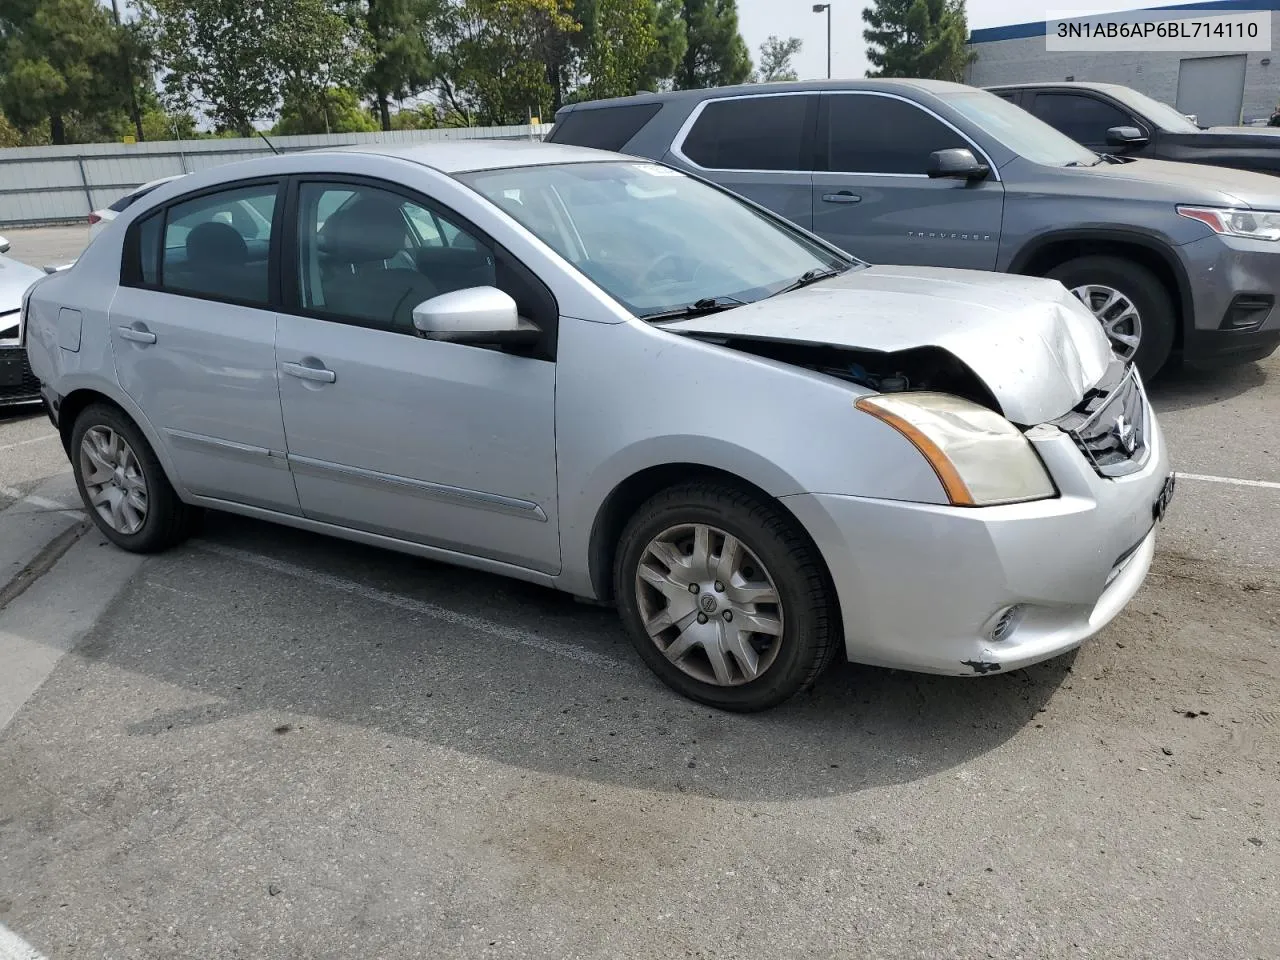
[0, 124, 553, 227]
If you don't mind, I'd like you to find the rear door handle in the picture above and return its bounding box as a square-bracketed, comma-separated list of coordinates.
[117, 324, 156, 344]
[822, 192, 861, 204]
[281, 360, 337, 384]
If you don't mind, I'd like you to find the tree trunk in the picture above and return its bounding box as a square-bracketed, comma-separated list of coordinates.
[50, 114, 66, 145]
[378, 95, 391, 131]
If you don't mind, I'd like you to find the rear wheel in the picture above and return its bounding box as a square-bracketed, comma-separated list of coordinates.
[613, 482, 839, 712]
[70, 403, 199, 553]
[1045, 255, 1175, 379]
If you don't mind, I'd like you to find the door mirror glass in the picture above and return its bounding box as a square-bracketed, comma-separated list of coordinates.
[0, 236, 9, 255]
[926, 148, 990, 181]
[411, 286, 540, 345]
[1106, 125, 1149, 147]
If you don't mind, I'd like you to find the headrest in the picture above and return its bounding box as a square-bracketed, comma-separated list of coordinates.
[317, 195, 407, 263]
[186, 221, 248, 265]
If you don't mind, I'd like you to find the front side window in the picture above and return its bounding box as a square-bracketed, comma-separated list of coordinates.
[680, 95, 814, 171]
[827, 94, 971, 174]
[296, 182, 496, 332]
[159, 183, 278, 304]
[1032, 94, 1135, 144]
[458, 161, 852, 319]
[1106, 86, 1200, 132]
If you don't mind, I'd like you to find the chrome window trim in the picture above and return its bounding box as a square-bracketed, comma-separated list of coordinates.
[670, 89, 1001, 183]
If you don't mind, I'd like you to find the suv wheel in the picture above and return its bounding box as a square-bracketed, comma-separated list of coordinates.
[1045, 256, 1175, 379]
[613, 482, 838, 711]
[71, 403, 199, 553]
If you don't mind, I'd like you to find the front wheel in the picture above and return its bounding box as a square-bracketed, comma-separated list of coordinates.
[1045, 255, 1176, 380]
[70, 403, 199, 553]
[613, 482, 839, 712]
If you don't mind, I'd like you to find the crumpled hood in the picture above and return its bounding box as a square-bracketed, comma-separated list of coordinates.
[663, 265, 1114, 425]
[0, 254, 43, 312]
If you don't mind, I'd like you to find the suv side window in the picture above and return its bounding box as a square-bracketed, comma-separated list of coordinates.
[1030, 93, 1134, 145]
[826, 94, 970, 174]
[157, 182, 279, 304]
[680, 95, 814, 171]
[549, 102, 662, 150]
[294, 180, 558, 356]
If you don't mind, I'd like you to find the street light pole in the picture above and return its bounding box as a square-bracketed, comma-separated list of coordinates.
[812, 4, 832, 79]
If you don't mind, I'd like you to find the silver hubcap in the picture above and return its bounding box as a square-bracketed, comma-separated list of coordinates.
[1070, 284, 1142, 360]
[634, 523, 784, 687]
[79, 426, 148, 535]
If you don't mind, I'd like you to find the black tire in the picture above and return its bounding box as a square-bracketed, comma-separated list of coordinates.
[1044, 255, 1175, 380]
[70, 403, 199, 553]
[613, 482, 839, 712]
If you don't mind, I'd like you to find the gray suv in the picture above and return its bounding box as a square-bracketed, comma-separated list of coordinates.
[548, 79, 1280, 378]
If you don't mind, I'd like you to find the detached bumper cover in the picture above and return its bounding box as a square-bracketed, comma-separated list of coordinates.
[783, 408, 1170, 676]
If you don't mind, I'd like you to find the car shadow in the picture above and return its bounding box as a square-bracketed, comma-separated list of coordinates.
[1147, 359, 1268, 413]
[76, 513, 1073, 803]
[0, 403, 43, 426]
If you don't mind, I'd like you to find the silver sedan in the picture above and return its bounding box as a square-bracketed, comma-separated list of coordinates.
[21, 141, 1174, 710]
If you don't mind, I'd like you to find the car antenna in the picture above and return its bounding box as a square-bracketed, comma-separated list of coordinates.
[257, 131, 281, 155]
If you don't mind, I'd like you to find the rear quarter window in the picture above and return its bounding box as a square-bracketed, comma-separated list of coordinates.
[548, 103, 662, 151]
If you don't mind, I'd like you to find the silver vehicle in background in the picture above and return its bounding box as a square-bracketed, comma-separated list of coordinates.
[0, 234, 44, 406]
[23, 142, 1174, 710]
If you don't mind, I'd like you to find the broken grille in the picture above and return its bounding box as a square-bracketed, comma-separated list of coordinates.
[1054, 362, 1149, 478]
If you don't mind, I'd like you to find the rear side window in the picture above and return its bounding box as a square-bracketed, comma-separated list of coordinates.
[680, 95, 814, 171]
[159, 183, 279, 304]
[826, 94, 971, 175]
[1031, 93, 1133, 144]
[549, 103, 661, 150]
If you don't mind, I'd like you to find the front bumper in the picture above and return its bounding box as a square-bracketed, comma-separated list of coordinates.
[782, 403, 1170, 676]
[1179, 234, 1280, 367]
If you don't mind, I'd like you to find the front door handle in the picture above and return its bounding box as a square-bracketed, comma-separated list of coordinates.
[117, 323, 157, 344]
[822, 192, 862, 204]
[281, 360, 337, 384]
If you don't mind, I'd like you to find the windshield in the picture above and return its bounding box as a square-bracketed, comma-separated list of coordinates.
[457, 161, 853, 318]
[945, 90, 1100, 167]
[1106, 87, 1201, 132]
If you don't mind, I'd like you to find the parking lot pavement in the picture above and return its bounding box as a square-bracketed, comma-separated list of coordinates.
[1, 224, 90, 271]
[0, 226, 1277, 957]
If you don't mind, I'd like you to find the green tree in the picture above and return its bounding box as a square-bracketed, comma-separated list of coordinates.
[863, 0, 974, 82]
[388, 102, 440, 128]
[273, 86, 379, 134]
[638, 0, 687, 91]
[675, 0, 752, 90]
[575, 0, 659, 101]
[0, 0, 135, 144]
[360, 0, 438, 130]
[753, 34, 801, 82]
[435, 0, 578, 126]
[142, 0, 370, 136]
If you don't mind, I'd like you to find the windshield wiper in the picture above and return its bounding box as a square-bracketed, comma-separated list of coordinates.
[642, 295, 748, 323]
[772, 267, 842, 297]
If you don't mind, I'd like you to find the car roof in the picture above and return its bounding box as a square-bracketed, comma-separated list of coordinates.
[985, 81, 1129, 94]
[556, 78, 975, 113]
[328, 139, 625, 173]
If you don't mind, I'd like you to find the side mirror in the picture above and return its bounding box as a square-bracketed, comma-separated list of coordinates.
[411, 286, 540, 345]
[1106, 125, 1149, 147]
[927, 148, 990, 181]
[0, 236, 9, 255]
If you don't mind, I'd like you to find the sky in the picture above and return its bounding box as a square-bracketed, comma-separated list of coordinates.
[735, 0, 1227, 81]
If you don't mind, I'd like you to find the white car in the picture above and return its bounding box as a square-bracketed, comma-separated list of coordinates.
[89, 175, 187, 239]
[0, 235, 45, 405]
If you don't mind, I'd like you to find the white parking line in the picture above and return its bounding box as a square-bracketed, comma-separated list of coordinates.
[0, 485, 84, 522]
[0, 433, 57, 453]
[0, 917, 47, 958]
[1176, 472, 1280, 491]
[196, 543, 626, 670]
